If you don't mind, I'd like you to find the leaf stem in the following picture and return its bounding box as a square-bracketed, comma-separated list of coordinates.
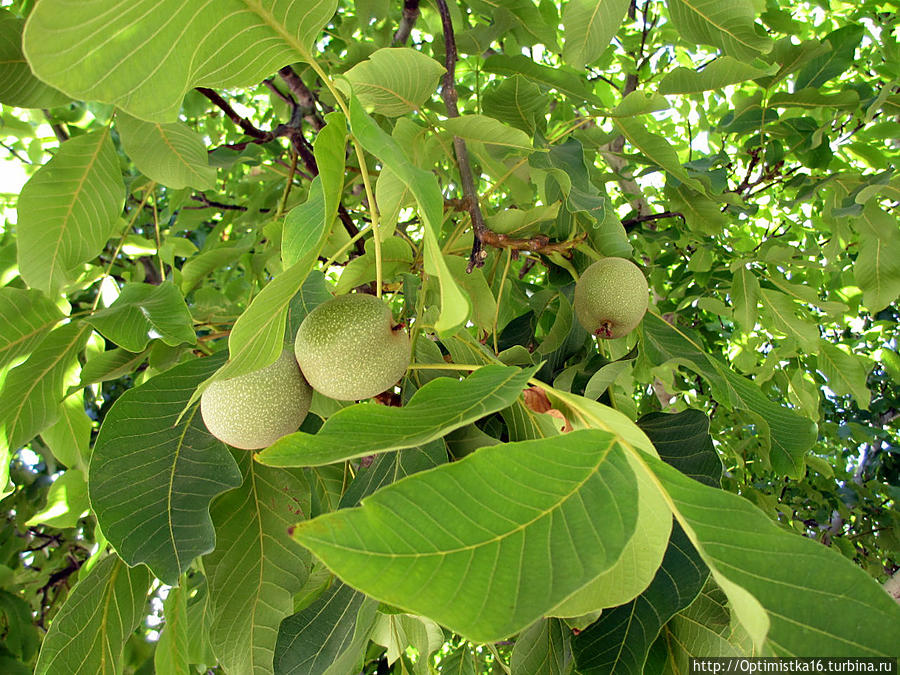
[492, 249, 513, 354]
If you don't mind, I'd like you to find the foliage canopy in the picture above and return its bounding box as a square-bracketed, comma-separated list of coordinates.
[0, 0, 898, 672]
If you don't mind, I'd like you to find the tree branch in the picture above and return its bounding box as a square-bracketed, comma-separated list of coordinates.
[393, 0, 421, 45]
[196, 87, 270, 140]
[621, 210, 684, 230]
[277, 66, 327, 131]
[434, 0, 489, 272]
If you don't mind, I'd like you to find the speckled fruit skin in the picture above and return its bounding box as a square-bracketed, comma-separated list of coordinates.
[294, 293, 410, 401]
[573, 257, 649, 339]
[200, 349, 312, 450]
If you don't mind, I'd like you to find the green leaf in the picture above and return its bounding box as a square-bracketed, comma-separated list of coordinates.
[731, 264, 759, 332]
[41, 394, 91, 471]
[293, 430, 640, 642]
[90, 353, 242, 584]
[205, 454, 311, 675]
[25, 468, 89, 529]
[637, 410, 722, 487]
[667, 0, 772, 61]
[549, 449, 671, 617]
[794, 24, 864, 90]
[482, 75, 547, 134]
[443, 114, 532, 153]
[768, 88, 860, 111]
[79, 347, 148, 386]
[333, 237, 413, 295]
[257, 365, 536, 467]
[0, 287, 62, 372]
[274, 581, 379, 675]
[87, 282, 196, 352]
[562, 0, 631, 70]
[644, 454, 900, 655]
[340, 440, 447, 508]
[34, 554, 150, 675]
[510, 618, 572, 675]
[155, 583, 190, 675]
[371, 611, 444, 670]
[347, 95, 469, 336]
[853, 203, 900, 313]
[0, 590, 40, 663]
[0, 9, 68, 107]
[343, 47, 444, 116]
[116, 111, 216, 189]
[659, 57, 774, 94]
[613, 117, 706, 194]
[440, 645, 477, 675]
[0, 321, 90, 451]
[23, 0, 339, 122]
[817, 343, 872, 410]
[16, 130, 124, 295]
[483, 54, 607, 107]
[759, 288, 820, 350]
[572, 524, 708, 675]
[642, 313, 816, 478]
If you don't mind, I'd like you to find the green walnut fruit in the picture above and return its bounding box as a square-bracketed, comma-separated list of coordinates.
[200, 349, 312, 450]
[573, 257, 649, 339]
[294, 293, 410, 401]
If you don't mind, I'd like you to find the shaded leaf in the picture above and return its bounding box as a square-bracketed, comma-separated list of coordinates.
[155, 583, 190, 675]
[854, 203, 900, 313]
[274, 581, 378, 675]
[638, 410, 722, 488]
[258, 365, 537, 467]
[644, 454, 900, 655]
[90, 353, 242, 584]
[817, 343, 872, 410]
[206, 454, 311, 675]
[731, 264, 759, 332]
[572, 524, 708, 675]
[659, 57, 774, 94]
[482, 75, 547, 133]
[0, 9, 68, 107]
[339, 439, 447, 508]
[667, 0, 772, 61]
[510, 618, 572, 675]
[483, 54, 607, 107]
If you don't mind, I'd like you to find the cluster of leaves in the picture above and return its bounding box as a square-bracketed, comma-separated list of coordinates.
[0, 0, 898, 673]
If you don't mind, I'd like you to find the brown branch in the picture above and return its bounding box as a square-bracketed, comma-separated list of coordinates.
[621, 210, 684, 230]
[196, 87, 270, 140]
[189, 194, 249, 211]
[434, 0, 489, 272]
[393, 0, 421, 45]
[480, 231, 586, 256]
[42, 109, 69, 142]
[278, 66, 327, 131]
[0, 140, 30, 164]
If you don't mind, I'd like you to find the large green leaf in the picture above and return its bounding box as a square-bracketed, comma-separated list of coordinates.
[0, 287, 62, 371]
[205, 454, 311, 675]
[642, 313, 816, 478]
[0, 321, 90, 451]
[348, 96, 469, 336]
[274, 581, 378, 675]
[23, 0, 338, 122]
[613, 118, 706, 194]
[41, 393, 92, 472]
[481, 75, 547, 134]
[292, 430, 640, 642]
[643, 454, 900, 655]
[853, 202, 900, 313]
[0, 9, 68, 107]
[667, 0, 772, 61]
[343, 47, 444, 116]
[87, 282, 196, 352]
[483, 54, 607, 107]
[16, 130, 124, 296]
[257, 365, 536, 467]
[637, 410, 722, 488]
[731, 264, 760, 332]
[339, 440, 447, 508]
[34, 554, 150, 675]
[561, 0, 631, 71]
[442, 115, 533, 153]
[816, 343, 872, 410]
[90, 353, 242, 584]
[116, 111, 216, 189]
[659, 57, 774, 94]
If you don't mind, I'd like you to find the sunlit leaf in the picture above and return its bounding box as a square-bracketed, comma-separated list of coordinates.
[343, 47, 444, 116]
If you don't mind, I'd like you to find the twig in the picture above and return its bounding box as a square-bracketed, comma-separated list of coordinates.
[621, 210, 684, 230]
[0, 140, 30, 163]
[196, 87, 270, 140]
[277, 66, 327, 131]
[434, 0, 489, 272]
[480, 231, 586, 256]
[42, 109, 69, 142]
[393, 0, 421, 45]
[189, 194, 248, 211]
